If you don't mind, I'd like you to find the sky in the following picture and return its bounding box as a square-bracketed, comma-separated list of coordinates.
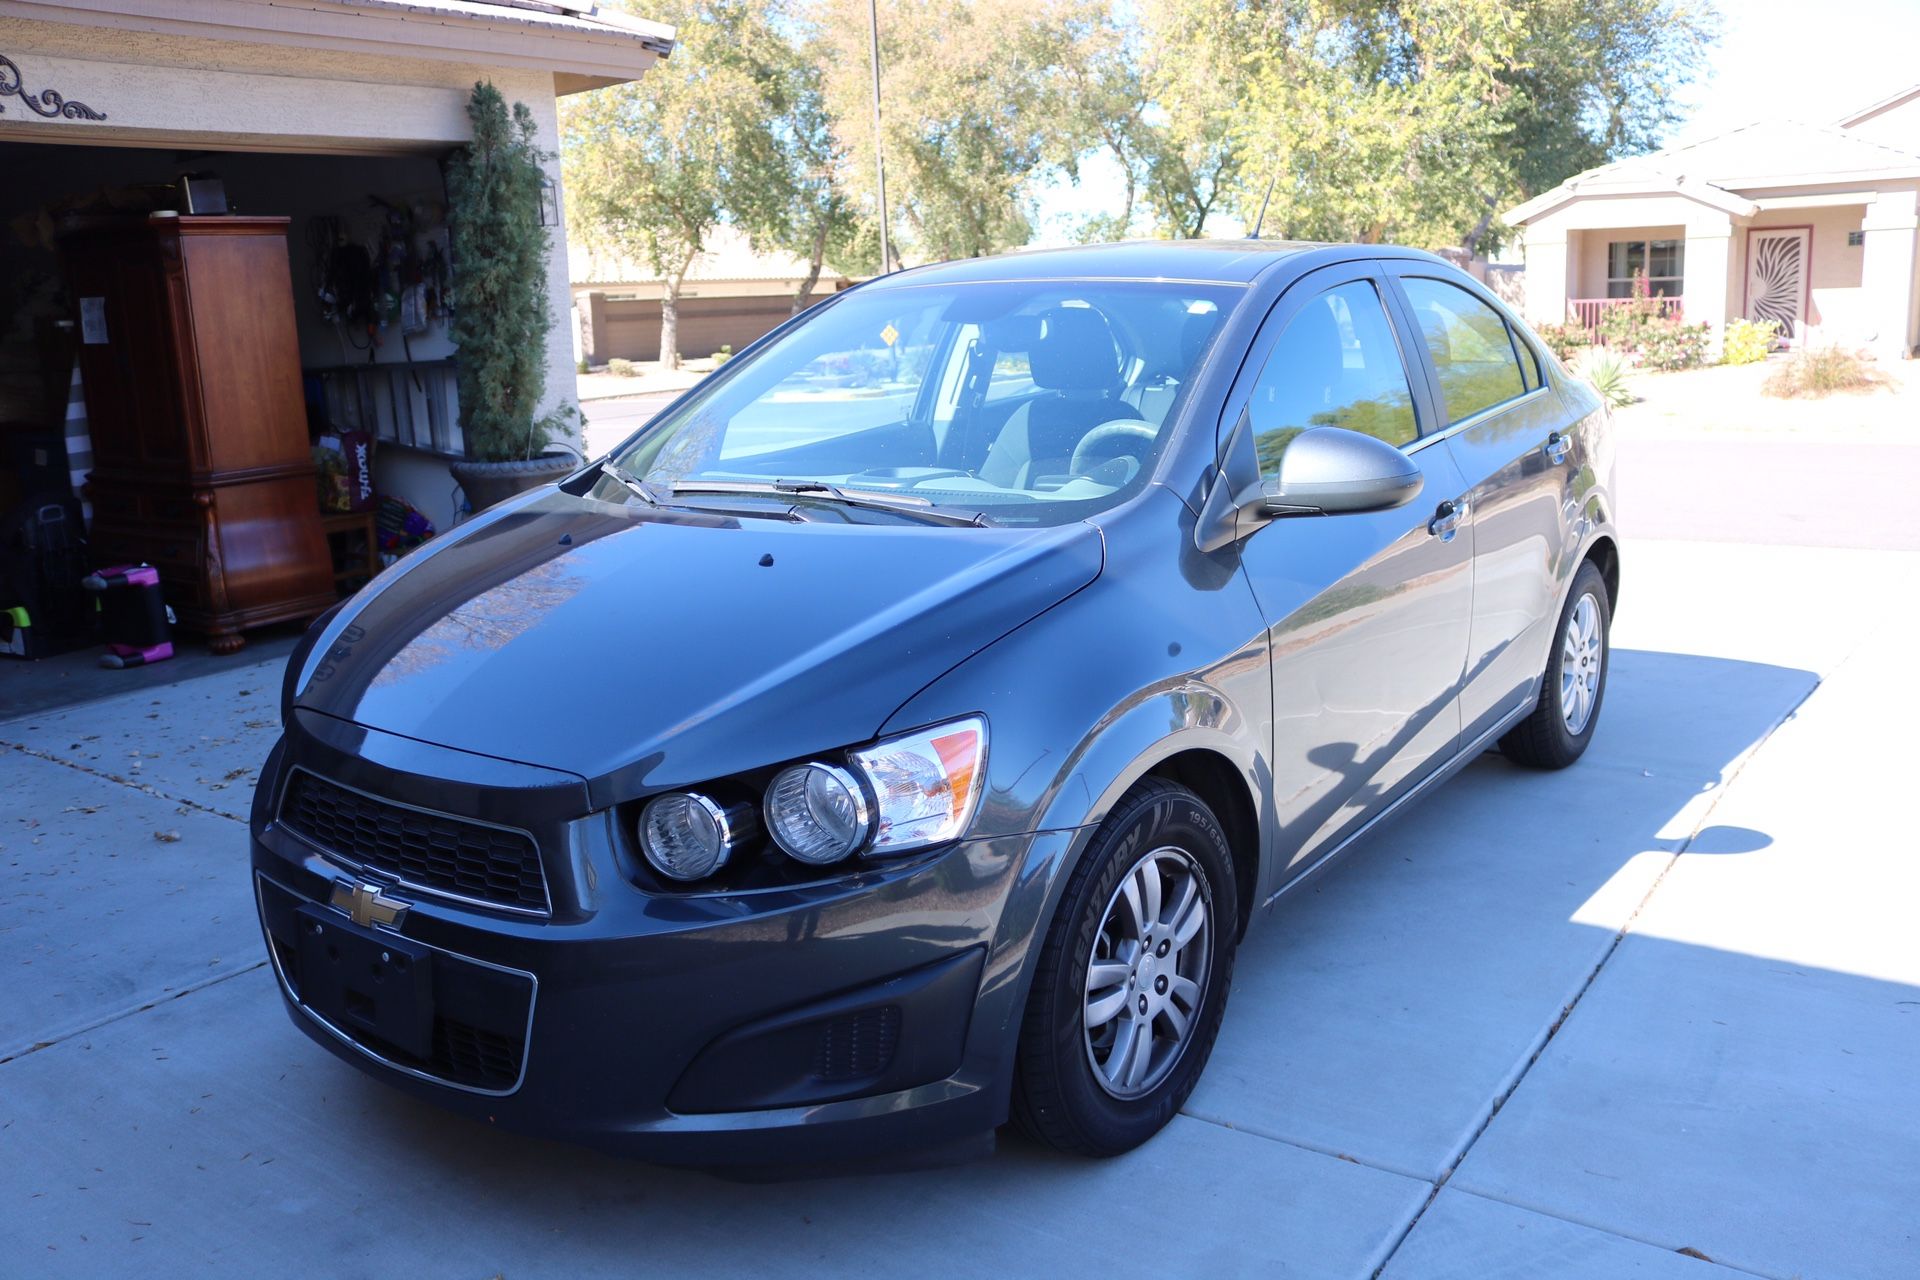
[1028, 0, 1920, 246]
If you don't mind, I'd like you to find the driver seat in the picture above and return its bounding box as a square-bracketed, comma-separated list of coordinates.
[981, 306, 1136, 488]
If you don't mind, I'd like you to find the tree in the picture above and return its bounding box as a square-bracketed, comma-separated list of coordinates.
[1224, 1, 1526, 249]
[562, 0, 736, 369]
[1484, 0, 1718, 252]
[814, 0, 1088, 262]
[446, 82, 556, 461]
[1129, 0, 1715, 251]
[1136, 0, 1249, 238]
[720, 1, 867, 310]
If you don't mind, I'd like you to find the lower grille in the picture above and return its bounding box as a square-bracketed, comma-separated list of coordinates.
[279, 770, 548, 913]
[434, 1019, 525, 1090]
[811, 1005, 902, 1082]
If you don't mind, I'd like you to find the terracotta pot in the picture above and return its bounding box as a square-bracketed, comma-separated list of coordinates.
[449, 454, 577, 513]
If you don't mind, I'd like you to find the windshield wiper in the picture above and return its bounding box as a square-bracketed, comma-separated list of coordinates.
[664, 480, 995, 528]
[599, 459, 666, 507]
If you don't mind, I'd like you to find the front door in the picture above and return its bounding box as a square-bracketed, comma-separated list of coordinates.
[1745, 227, 1811, 342]
[1227, 264, 1473, 890]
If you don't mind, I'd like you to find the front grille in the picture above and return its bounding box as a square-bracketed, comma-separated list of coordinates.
[279, 771, 548, 912]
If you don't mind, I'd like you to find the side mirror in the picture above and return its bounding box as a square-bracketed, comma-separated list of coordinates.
[1261, 427, 1423, 516]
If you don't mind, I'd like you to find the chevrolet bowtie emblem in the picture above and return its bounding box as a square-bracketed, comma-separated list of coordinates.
[330, 879, 408, 930]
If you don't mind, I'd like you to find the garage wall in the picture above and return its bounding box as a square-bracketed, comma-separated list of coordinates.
[581, 293, 804, 362]
[0, 22, 585, 478]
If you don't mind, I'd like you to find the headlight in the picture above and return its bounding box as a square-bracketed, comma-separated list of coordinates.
[852, 716, 987, 855]
[765, 763, 872, 865]
[639, 791, 751, 881]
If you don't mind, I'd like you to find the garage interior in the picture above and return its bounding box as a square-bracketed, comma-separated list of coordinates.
[0, 136, 483, 712]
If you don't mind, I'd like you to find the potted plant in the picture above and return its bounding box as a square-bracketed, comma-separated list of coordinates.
[445, 81, 579, 511]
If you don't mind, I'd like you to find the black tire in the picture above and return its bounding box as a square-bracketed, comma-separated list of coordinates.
[1011, 779, 1239, 1156]
[1501, 561, 1611, 770]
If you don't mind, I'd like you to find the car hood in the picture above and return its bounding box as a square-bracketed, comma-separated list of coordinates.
[291, 490, 1103, 801]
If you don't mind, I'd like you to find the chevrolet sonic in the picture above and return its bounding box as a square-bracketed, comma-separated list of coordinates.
[252, 240, 1616, 1164]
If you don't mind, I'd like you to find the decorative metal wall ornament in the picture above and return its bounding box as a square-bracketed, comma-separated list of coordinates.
[0, 53, 108, 121]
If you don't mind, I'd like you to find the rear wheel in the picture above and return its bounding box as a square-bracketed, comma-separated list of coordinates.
[1501, 560, 1611, 769]
[1012, 779, 1238, 1156]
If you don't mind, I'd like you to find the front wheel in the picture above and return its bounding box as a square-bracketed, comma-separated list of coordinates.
[1011, 779, 1239, 1156]
[1501, 560, 1611, 769]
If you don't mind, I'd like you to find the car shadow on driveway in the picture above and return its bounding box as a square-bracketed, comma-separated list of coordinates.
[6, 647, 1913, 1279]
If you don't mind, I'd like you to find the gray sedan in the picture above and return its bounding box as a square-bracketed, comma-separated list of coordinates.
[256, 240, 1615, 1164]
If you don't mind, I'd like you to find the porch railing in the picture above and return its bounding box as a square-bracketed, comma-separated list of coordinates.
[1568, 296, 1684, 340]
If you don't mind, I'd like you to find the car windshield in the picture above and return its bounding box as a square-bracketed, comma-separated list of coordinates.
[602, 279, 1240, 527]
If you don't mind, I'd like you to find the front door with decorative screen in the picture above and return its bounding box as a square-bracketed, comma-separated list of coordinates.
[1745, 227, 1811, 342]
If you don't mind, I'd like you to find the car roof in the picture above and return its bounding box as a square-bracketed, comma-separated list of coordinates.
[861, 239, 1453, 289]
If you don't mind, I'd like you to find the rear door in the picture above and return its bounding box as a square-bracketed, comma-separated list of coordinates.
[1382, 266, 1581, 744]
[1227, 263, 1474, 891]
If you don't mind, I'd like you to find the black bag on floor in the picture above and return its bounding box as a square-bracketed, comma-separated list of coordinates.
[0, 493, 93, 660]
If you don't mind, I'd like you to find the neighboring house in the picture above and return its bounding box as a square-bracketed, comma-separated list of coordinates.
[0, 0, 671, 532]
[1505, 84, 1920, 359]
[571, 227, 858, 363]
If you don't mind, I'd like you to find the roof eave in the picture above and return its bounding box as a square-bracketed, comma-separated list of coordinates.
[0, 0, 675, 88]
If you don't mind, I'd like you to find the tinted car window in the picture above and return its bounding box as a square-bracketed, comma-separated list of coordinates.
[1400, 277, 1527, 422]
[608, 281, 1235, 526]
[1248, 280, 1417, 476]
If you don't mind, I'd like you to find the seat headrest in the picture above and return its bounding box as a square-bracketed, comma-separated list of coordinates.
[1029, 305, 1122, 393]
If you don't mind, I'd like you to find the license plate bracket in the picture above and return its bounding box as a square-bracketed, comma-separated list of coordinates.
[295, 905, 434, 1060]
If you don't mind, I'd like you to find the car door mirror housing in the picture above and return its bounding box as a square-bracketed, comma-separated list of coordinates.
[1260, 427, 1424, 516]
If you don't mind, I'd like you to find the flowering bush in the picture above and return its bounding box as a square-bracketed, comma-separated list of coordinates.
[1637, 321, 1712, 371]
[1593, 271, 1707, 370]
[1721, 318, 1779, 365]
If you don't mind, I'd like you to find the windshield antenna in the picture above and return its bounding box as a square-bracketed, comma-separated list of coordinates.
[1250, 167, 1281, 240]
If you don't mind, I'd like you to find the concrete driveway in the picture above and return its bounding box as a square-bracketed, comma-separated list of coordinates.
[4, 426, 1917, 1277]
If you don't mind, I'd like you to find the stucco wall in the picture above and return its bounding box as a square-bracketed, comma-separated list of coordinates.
[0, 19, 586, 501]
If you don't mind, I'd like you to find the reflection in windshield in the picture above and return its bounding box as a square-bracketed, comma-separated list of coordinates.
[607, 281, 1241, 527]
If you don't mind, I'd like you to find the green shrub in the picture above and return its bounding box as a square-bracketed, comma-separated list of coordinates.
[445, 82, 555, 462]
[1580, 349, 1634, 408]
[577, 356, 591, 374]
[1721, 319, 1778, 365]
[608, 358, 639, 377]
[1637, 321, 1711, 371]
[1535, 322, 1591, 364]
[1762, 345, 1886, 399]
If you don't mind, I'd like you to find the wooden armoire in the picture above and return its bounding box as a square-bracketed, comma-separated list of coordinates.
[62, 215, 334, 653]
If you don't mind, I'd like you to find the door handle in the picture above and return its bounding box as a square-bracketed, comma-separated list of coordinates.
[1544, 432, 1571, 465]
[1428, 498, 1466, 539]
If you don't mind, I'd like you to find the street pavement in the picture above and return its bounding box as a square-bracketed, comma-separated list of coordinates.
[3, 433, 1917, 1277]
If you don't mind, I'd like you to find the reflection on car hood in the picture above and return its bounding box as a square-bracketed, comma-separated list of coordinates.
[292, 490, 1103, 798]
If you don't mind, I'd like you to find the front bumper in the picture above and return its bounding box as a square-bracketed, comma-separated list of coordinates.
[249, 714, 1076, 1165]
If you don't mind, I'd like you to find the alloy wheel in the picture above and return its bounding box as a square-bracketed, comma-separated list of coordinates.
[1560, 591, 1604, 735]
[1082, 846, 1211, 1099]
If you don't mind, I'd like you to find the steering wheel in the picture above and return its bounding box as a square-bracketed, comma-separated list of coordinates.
[1069, 420, 1159, 480]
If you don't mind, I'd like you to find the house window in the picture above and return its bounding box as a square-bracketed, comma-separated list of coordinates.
[1847, 230, 1866, 248]
[1606, 239, 1684, 298]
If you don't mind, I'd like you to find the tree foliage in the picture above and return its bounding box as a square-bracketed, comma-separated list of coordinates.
[446, 81, 556, 461]
[562, 0, 742, 367]
[815, 0, 1094, 261]
[559, 0, 1718, 289]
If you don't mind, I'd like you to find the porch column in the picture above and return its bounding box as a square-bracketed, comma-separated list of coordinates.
[1682, 218, 1734, 359]
[1523, 229, 1568, 328]
[1861, 190, 1919, 360]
